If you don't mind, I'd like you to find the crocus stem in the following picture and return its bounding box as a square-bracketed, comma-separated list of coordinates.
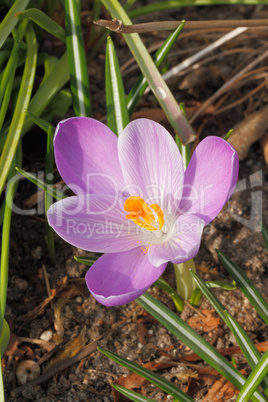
[174, 259, 197, 301]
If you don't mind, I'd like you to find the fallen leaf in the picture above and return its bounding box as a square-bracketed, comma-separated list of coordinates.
[187, 309, 221, 332]
[18, 276, 68, 332]
[112, 361, 175, 402]
[202, 369, 246, 402]
[179, 340, 268, 362]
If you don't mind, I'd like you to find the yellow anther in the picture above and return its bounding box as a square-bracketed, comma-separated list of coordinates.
[124, 196, 164, 231]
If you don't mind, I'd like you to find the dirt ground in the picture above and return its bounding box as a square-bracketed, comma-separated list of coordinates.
[2, 2, 268, 401]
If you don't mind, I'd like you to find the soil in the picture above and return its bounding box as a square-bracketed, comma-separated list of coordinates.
[2, 2, 268, 401]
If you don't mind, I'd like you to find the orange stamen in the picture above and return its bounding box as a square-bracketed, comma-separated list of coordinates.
[124, 196, 164, 231]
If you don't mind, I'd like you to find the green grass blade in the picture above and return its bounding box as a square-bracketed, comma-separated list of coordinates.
[205, 280, 236, 290]
[0, 23, 37, 197]
[137, 293, 266, 402]
[154, 277, 184, 312]
[65, 0, 91, 117]
[101, 0, 195, 145]
[190, 270, 228, 323]
[99, 347, 194, 402]
[216, 249, 268, 325]
[25, 110, 55, 134]
[0, 0, 29, 48]
[0, 145, 21, 333]
[236, 348, 268, 402]
[105, 36, 129, 134]
[0, 21, 28, 107]
[74, 255, 99, 266]
[41, 89, 72, 123]
[45, 127, 55, 261]
[0, 319, 10, 401]
[224, 311, 268, 397]
[127, 22, 185, 116]
[261, 224, 268, 251]
[191, 269, 268, 395]
[16, 8, 66, 43]
[0, 319, 10, 357]
[0, 57, 17, 132]
[112, 384, 154, 401]
[22, 51, 70, 135]
[16, 167, 66, 201]
[0, 50, 10, 69]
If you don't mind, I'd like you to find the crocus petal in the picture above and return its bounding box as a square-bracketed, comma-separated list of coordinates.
[118, 119, 184, 211]
[47, 194, 154, 253]
[179, 136, 239, 224]
[148, 214, 205, 267]
[54, 117, 125, 195]
[86, 248, 167, 306]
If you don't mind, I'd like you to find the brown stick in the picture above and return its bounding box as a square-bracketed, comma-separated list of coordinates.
[11, 305, 141, 397]
[94, 19, 268, 33]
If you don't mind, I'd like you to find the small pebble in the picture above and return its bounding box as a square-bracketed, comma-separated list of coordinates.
[40, 329, 53, 342]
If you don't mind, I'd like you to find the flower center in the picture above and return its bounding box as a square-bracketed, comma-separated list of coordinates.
[124, 196, 164, 231]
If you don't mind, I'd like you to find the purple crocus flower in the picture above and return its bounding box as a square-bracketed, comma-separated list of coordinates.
[47, 117, 239, 307]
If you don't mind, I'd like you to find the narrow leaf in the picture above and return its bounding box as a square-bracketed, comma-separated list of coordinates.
[261, 224, 268, 251]
[99, 347, 194, 402]
[190, 270, 227, 323]
[0, 0, 29, 48]
[101, 0, 195, 145]
[236, 348, 268, 402]
[224, 310, 268, 397]
[127, 22, 185, 116]
[112, 384, 154, 401]
[105, 36, 129, 134]
[23, 51, 70, 135]
[0, 23, 37, 196]
[154, 277, 184, 312]
[25, 110, 55, 134]
[65, 0, 91, 116]
[0, 319, 10, 356]
[137, 293, 266, 402]
[0, 145, 21, 333]
[217, 249, 268, 325]
[16, 9, 66, 43]
[205, 280, 236, 290]
[16, 167, 66, 201]
[74, 255, 99, 266]
[45, 127, 55, 261]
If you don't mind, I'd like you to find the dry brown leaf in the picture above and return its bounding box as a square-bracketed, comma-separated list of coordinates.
[202, 369, 246, 402]
[202, 376, 239, 401]
[112, 361, 174, 402]
[183, 370, 217, 396]
[179, 340, 268, 362]
[44, 331, 87, 373]
[187, 309, 221, 332]
[18, 276, 68, 332]
[228, 104, 268, 160]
